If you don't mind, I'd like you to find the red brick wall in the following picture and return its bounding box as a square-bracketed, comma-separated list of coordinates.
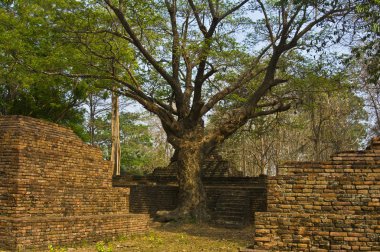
[266, 175, 380, 214]
[254, 143, 380, 251]
[0, 116, 149, 250]
[254, 213, 380, 251]
[114, 175, 267, 224]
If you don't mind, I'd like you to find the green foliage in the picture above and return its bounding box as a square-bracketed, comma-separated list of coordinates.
[219, 56, 367, 174]
[48, 244, 67, 252]
[143, 232, 164, 245]
[0, 0, 94, 139]
[95, 241, 113, 252]
[91, 111, 169, 174]
[356, 0, 380, 33]
[0, 0, 372, 177]
[352, 1, 380, 85]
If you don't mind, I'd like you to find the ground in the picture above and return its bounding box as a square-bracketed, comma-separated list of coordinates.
[44, 222, 255, 252]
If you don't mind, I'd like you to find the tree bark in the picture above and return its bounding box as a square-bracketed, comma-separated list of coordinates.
[111, 89, 121, 176]
[88, 93, 95, 146]
[157, 125, 210, 222]
[175, 145, 208, 220]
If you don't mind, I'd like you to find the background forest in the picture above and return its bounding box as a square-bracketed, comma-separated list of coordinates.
[0, 0, 379, 176]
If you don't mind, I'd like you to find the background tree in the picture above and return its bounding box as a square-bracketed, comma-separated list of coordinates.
[0, 0, 158, 177]
[219, 58, 366, 175]
[0, 0, 95, 138]
[93, 111, 171, 174]
[85, 89, 110, 145]
[350, 1, 380, 137]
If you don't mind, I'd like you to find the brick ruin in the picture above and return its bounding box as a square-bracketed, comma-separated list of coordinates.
[1, 115, 379, 251]
[113, 175, 267, 228]
[0, 116, 149, 250]
[113, 152, 267, 228]
[253, 140, 380, 251]
[115, 139, 380, 250]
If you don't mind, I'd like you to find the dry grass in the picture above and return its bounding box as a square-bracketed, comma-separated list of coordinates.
[54, 222, 255, 252]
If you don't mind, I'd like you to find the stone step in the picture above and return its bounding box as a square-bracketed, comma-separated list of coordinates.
[212, 191, 251, 228]
[216, 198, 250, 204]
[218, 196, 249, 201]
[215, 204, 248, 209]
[213, 212, 247, 220]
[214, 206, 249, 212]
[215, 203, 249, 213]
[214, 211, 248, 218]
[215, 212, 249, 218]
[331, 156, 380, 161]
[214, 219, 247, 228]
[327, 160, 380, 166]
[282, 160, 380, 168]
[367, 140, 380, 150]
[217, 191, 250, 198]
[332, 150, 370, 156]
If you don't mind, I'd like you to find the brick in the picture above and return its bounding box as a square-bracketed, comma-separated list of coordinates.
[255, 237, 271, 242]
[359, 246, 372, 251]
[344, 237, 358, 241]
[0, 116, 149, 250]
[368, 202, 380, 206]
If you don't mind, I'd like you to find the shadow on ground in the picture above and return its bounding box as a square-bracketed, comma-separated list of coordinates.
[152, 221, 255, 244]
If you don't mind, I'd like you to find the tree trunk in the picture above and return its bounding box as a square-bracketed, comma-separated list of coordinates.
[88, 93, 95, 146]
[111, 89, 121, 176]
[157, 128, 209, 222]
[175, 145, 208, 220]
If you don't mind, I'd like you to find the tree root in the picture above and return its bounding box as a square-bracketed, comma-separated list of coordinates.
[155, 210, 182, 222]
[155, 208, 210, 223]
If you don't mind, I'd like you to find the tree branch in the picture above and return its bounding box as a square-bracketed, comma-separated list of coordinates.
[165, 0, 180, 84]
[188, 0, 250, 121]
[219, 0, 249, 21]
[201, 68, 266, 116]
[182, 9, 194, 114]
[257, 0, 275, 44]
[207, 0, 217, 18]
[252, 102, 291, 118]
[291, 7, 352, 46]
[200, 42, 272, 116]
[123, 90, 180, 135]
[165, 0, 184, 115]
[204, 100, 291, 151]
[187, 0, 207, 35]
[104, 0, 183, 99]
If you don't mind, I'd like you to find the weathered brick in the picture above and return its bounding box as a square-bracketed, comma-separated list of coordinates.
[0, 116, 149, 250]
[253, 136, 380, 251]
[254, 236, 271, 242]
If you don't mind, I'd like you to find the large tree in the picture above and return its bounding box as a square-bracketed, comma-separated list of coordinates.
[3, 0, 361, 220]
[101, 0, 359, 220]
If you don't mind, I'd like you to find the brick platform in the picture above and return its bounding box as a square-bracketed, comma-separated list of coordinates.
[114, 175, 267, 228]
[0, 116, 149, 250]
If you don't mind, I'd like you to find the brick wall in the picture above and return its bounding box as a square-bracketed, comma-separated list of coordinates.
[254, 213, 379, 251]
[0, 116, 149, 250]
[266, 175, 380, 214]
[278, 160, 380, 177]
[114, 175, 267, 226]
[129, 185, 179, 214]
[254, 140, 380, 251]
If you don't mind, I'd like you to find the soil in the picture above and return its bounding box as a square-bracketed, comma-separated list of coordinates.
[56, 221, 255, 252]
